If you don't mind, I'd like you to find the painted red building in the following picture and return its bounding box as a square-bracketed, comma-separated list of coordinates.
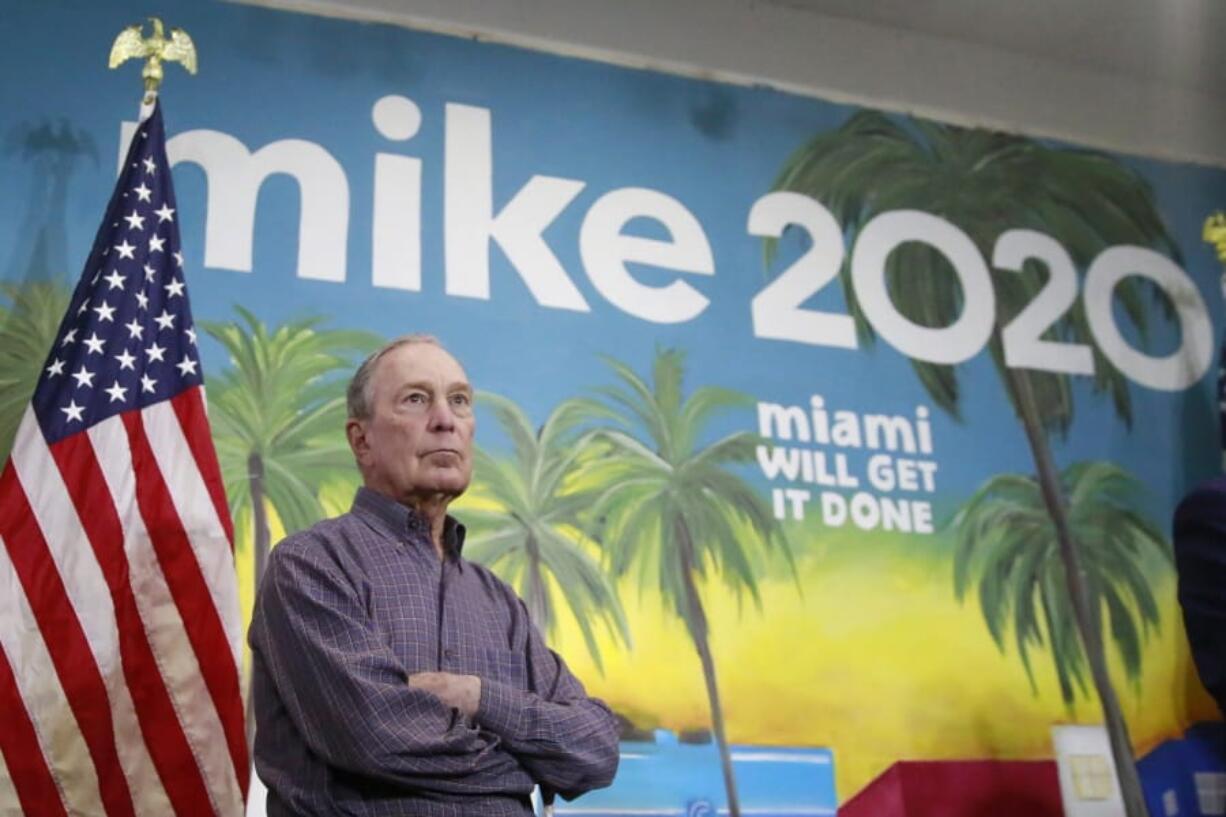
[839, 759, 1064, 817]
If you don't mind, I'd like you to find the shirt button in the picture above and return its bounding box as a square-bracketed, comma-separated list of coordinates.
[444, 649, 455, 660]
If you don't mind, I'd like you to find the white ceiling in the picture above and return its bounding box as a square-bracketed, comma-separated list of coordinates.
[768, 0, 1225, 95]
[238, 0, 1226, 166]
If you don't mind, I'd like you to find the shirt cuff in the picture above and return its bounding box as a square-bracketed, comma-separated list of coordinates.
[478, 678, 526, 739]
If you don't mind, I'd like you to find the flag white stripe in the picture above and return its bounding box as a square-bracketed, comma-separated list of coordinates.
[0, 734, 26, 816]
[11, 408, 120, 672]
[142, 401, 243, 670]
[138, 400, 246, 814]
[0, 536, 88, 816]
[9, 408, 167, 816]
[90, 415, 237, 817]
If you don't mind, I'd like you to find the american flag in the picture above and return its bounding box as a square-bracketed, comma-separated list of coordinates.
[0, 103, 248, 815]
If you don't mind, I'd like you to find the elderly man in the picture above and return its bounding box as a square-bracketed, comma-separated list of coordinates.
[248, 335, 620, 816]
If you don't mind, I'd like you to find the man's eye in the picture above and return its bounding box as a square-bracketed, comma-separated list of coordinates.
[406, 392, 428, 404]
[450, 393, 471, 406]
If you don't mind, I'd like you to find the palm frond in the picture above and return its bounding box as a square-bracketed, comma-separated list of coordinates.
[464, 394, 631, 670]
[768, 111, 1179, 434]
[581, 349, 791, 689]
[952, 461, 1172, 704]
[202, 308, 378, 574]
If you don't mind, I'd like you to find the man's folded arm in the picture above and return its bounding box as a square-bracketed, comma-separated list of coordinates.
[252, 541, 523, 792]
[475, 601, 620, 799]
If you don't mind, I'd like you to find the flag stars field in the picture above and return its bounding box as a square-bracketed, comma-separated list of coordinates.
[29, 125, 203, 436]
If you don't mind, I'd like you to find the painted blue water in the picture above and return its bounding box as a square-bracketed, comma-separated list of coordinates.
[556, 732, 837, 817]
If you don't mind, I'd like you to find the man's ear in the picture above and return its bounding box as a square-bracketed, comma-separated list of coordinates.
[346, 418, 368, 464]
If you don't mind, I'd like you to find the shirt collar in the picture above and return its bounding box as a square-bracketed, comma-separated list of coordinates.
[351, 486, 467, 562]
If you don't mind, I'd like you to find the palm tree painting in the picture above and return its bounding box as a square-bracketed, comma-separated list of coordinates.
[462, 392, 630, 671]
[771, 110, 1181, 815]
[0, 279, 72, 462]
[3, 119, 98, 284]
[203, 306, 378, 589]
[953, 462, 1172, 703]
[576, 349, 791, 817]
[0, 119, 98, 462]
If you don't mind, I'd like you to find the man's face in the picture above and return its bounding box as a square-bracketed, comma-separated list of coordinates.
[347, 343, 475, 505]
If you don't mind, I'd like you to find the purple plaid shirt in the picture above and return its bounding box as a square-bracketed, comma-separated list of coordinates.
[249, 487, 620, 816]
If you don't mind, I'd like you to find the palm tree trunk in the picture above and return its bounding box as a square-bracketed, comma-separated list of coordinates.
[1010, 372, 1148, 817]
[247, 451, 269, 756]
[525, 542, 551, 633]
[675, 519, 741, 817]
[250, 452, 270, 589]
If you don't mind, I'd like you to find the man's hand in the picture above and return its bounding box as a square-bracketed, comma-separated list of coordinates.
[409, 671, 481, 718]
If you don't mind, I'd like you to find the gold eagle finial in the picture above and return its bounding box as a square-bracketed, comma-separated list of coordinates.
[109, 17, 197, 102]
[1206, 212, 1226, 264]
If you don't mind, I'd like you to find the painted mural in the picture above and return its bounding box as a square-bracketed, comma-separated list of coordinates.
[2, 1, 1224, 814]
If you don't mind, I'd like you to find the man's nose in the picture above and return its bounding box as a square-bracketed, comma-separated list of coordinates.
[427, 399, 457, 431]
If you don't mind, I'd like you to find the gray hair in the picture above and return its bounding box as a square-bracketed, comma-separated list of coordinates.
[346, 333, 441, 420]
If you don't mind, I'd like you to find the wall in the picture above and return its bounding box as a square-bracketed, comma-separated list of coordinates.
[240, 0, 1226, 169]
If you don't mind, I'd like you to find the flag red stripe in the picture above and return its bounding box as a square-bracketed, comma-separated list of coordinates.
[121, 411, 250, 792]
[172, 388, 236, 550]
[0, 463, 136, 817]
[48, 432, 215, 816]
[0, 639, 67, 817]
